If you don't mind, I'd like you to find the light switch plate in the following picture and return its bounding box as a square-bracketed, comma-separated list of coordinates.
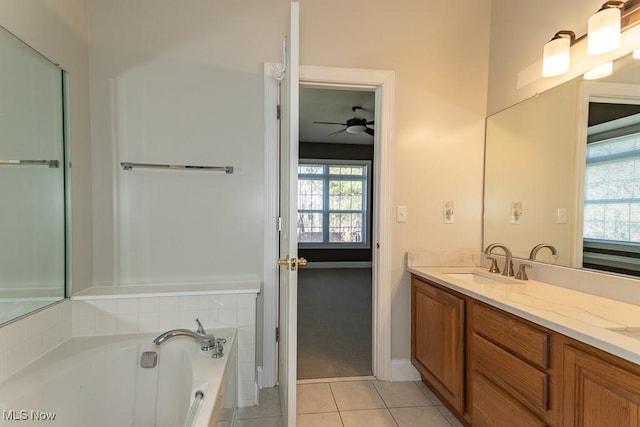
[557, 207, 567, 224]
[396, 205, 407, 223]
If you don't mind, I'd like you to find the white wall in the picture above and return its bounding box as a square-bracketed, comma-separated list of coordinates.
[88, 0, 492, 362]
[296, 0, 492, 360]
[0, 1, 93, 293]
[89, 0, 287, 286]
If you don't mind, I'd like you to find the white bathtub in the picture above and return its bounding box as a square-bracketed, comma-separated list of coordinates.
[0, 328, 237, 427]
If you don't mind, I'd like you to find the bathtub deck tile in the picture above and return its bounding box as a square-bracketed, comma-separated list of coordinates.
[156, 311, 180, 330]
[238, 344, 255, 363]
[95, 313, 117, 335]
[137, 312, 159, 333]
[116, 314, 138, 334]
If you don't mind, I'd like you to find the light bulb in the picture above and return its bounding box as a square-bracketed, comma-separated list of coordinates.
[588, 6, 622, 55]
[543, 36, 571, 77]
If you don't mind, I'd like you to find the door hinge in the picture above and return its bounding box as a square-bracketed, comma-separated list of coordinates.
[276, 216, 282, 232]
[277, 104, 281, 120]
[275, 327, 280, 342]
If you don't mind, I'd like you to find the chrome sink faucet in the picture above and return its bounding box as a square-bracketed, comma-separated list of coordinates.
[529, 243, 557, 261]
[484, 243, 514, 276]
[153, 319, 225, 357]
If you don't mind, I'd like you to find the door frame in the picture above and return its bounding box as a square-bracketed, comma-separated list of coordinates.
[262, 64, 395, 387]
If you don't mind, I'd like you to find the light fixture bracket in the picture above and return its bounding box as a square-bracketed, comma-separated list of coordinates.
[597, 0, 625, 12]
[550, 30, 576, 44]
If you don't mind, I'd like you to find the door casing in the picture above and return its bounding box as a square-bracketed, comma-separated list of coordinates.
[262, 64, 395, 387]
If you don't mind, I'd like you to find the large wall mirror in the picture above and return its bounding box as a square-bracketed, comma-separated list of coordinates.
[484, 50, 640, 275]
[0, 25, 68, 324]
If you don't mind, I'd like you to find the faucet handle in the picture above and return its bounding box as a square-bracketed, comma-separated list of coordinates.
[195, 318, 206, 335]
[487, 256, 500, 274]
[515, 263, 533, 280]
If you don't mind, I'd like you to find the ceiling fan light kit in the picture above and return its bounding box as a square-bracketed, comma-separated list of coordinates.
[313, 106, 375, 136]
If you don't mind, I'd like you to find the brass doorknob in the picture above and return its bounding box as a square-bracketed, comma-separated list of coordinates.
[277, 256, 291, 268]
[276, 256, 308, 271]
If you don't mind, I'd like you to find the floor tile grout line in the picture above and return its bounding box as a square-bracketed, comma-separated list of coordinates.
[328, 380, 342, 414]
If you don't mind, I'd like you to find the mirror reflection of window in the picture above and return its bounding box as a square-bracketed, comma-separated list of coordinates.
[583, 103, 640, 275]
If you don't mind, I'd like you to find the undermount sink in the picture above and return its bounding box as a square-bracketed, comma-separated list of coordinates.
[606, 327, 640, 340]
[444, 272, 513, 285]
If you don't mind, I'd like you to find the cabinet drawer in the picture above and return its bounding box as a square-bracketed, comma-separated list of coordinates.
[472, 371, 548, 427]
[473, 302, 549, 369]
[472, 333, 549, 412]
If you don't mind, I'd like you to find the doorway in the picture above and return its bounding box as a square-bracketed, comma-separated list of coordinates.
[262, 64, 394, 389]
[297, 87, 375, 379]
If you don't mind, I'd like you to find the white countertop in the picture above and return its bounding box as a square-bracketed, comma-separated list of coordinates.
[409, 266, 640, 365]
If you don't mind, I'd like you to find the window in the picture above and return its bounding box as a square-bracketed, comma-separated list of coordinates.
[297, 160, 370, 247]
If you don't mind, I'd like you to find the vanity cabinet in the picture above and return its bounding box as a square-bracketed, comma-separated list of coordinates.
[469, 301, 558, 427]
[562, 342, 640, 426]
[411, 276, 466, 415]
[411, 272, 640, 426]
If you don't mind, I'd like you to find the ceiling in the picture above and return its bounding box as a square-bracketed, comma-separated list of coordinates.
[299, 86, 375, 145]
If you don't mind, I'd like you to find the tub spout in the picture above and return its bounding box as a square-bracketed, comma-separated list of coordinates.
[153, 319, 216, 351]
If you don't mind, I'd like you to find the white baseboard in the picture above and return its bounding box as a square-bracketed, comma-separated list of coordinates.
[256, 365, 264, 389]
[254, 381, 260, 405]
[391, 359, 420, 381]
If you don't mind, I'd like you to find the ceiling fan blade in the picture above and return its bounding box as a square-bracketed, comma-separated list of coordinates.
[328, 128, 347, 136]
[313, 121, 349, 126]
[365, 127, 374, 136]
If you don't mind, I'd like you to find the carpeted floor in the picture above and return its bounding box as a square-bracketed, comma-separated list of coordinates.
[297, 268, 373, 379]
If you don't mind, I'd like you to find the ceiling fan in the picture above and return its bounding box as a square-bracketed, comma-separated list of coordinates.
[314, 106, 374, 136]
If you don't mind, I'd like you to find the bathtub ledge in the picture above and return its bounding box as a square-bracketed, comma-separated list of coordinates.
[71, 281, 260, 300]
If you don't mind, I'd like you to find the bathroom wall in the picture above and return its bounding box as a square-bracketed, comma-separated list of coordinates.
[88, 0, 285, 286]
[0, 0, 93, 293]
[88, 0, 492, 363]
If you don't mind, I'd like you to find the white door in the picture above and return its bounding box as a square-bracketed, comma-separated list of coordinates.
[278, 3, 300, 427]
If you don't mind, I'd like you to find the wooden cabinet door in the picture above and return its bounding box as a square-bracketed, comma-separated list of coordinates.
[411, 277, 465, 413]
[563, 346, 640, 426]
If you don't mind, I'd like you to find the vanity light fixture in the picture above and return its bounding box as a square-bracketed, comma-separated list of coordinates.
[584, 61, 614, 79]
[588, 1, 625, 55]
[542, 30, 576, 77]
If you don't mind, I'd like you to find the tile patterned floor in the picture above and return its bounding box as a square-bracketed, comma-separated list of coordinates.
[235, 380, 465, 427]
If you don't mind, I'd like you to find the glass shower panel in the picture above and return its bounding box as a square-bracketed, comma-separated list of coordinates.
[0, 26, 66, 323]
